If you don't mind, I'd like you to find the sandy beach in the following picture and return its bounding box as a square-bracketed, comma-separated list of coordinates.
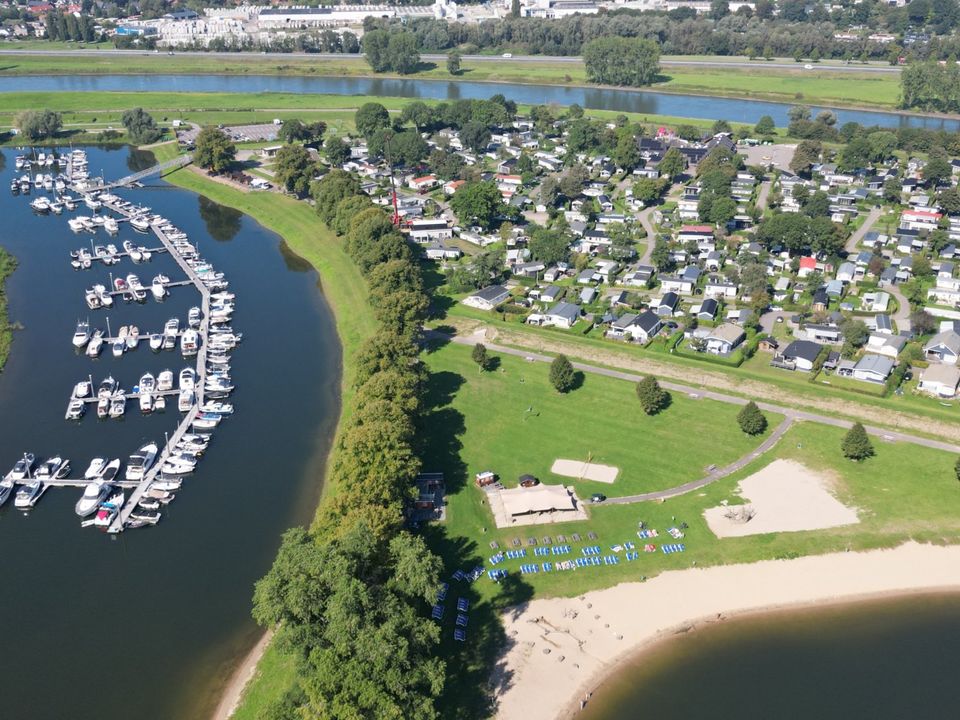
[212, 630, 273, 720]
[492, 542, 960, 720]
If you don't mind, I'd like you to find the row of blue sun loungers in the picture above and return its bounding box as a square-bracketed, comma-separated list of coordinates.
[533, 544, 572, 557]
[581, 545, 603, 556]
[662, 543, 686, 554]
[637, 529, 659, 539]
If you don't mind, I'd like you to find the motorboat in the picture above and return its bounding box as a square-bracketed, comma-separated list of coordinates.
[178, 368, 195, 391]
[192, 413, 222, 430]
[30, 196, 51, 213]
[160, 455, 197, 475]
[126, 326, 140, 349]
[73, 380, 92, 399]
[109, 394, 126, 418]
[50, 202, 63, 215]
[205, 377, 234, 394]
[75, 479, 113, 517]
[176, 439, 206, 455]
[85, 288, 101, 310]
[187, 306, 201, 328]
[149, 333, 163, 351]
[181, 433, 210, 446]
[85, 490, 124, 528]
[36, 456, 69, 480]
[157, 370, 174, 392]
[83, 458, 107, 479]
[100, 458, 121, 483]
[200, 401, 233, 415]
[128, 508, 160, 525]
[154, 394, 166, 412]
[86, 334, 104, 359]
[139, 392, 153, 414]
[145, 487, 176, 502]
[139, 372, 156, 395]
[94, 285, 113, 308]
[125, 442, 158, 481]
[104, 217, 119, 235]
[177, 388, 195, 413]
[98, 376, 119, 398]
[111, 338, 126, 358]
[5, 453, 36, 482]
[180, 329, 199, 357]
[137, 497, 161, 511]
[72, 320, 91, 348]
[114, 277, 128, 293]
[130, 216, 150, 232]
[97, 395, 110, 418]
[14, 478, 46, 509]
[0, 479, 15, 508]
[65, 399, 86, 420]
[151, 278, 166, 301]
[84, 195, 102, 211]
[150, 479, 181, 492]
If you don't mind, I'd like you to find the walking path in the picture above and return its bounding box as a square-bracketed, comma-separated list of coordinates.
[440, 332, 960, 455]
[844, 205, 883, 254]
[755, 179, 772, 211]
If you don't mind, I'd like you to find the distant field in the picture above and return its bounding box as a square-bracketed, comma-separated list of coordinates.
[0, 50, 905, 109]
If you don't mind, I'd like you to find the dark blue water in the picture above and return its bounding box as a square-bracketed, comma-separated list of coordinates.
[580, 593, 960, 720]
[1, 74, 957, 130]
[0, 146, 341, 719]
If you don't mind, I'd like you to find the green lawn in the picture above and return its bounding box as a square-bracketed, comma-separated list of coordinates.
[0, 246, 16, 372]
[229, 642, 297, 720]
[420, 340, 778, 500]
[0, 50, 904, 109]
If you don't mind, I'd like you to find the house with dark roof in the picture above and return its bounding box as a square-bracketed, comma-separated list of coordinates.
[462, 285, 510, 311]
[774, 340, 822, 371]
[607, 310, 662, 342]
[655, 292, 681, 317]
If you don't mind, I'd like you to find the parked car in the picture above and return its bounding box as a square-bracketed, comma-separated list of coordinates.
[591, 493, 606, 503]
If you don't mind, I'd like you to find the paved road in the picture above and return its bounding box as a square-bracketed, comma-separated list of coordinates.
[0, 48, 906, 73]
[844, 205, 883, 254]
[441, 332, 960, 454]
[755, 180, 772, 211]
[607, 417, 794, 504]
[888, 282, 913, 333]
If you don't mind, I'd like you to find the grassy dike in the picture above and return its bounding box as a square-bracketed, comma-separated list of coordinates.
[151, 142, 375, 717]
[0, 247, 17, 372]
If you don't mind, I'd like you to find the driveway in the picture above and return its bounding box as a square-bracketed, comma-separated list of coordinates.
[845, 205, 883, 254]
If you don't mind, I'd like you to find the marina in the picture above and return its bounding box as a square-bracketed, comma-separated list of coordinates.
[6, 148, 233, 534]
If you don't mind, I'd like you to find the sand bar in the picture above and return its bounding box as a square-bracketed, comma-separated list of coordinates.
[492, 542, 960, 720]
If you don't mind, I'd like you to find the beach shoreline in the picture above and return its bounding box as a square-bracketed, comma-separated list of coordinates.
[492, 542, 960, 720]
[211, 630, 272, 720]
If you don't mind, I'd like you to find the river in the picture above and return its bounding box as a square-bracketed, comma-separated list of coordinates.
[579, 593, 960, 720]
[0, 146, 341, 720]
[1, 74, 958, 131]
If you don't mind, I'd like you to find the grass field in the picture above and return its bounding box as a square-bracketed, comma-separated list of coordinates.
[0, 246, 17, 372]
[0, 50, 905, 109]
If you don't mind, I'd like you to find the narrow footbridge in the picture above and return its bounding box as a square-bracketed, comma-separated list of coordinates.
[103, 154, 193, 189]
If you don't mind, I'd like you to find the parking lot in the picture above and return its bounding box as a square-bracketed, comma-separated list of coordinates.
[739, 143, 796, 171]
[176, 122, 280, 146]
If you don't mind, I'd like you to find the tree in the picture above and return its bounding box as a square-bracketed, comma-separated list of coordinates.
[708, 195, 738, 226]
[650, 238, 673, 272]
[325, 136, 351, 166]
[471, 343, 488, 371]
[924, 153, 953, 187]
[939, 188, 960, 215]
[528, 227, 571, 265]
[549, 354, 577, 393]
[121, 108, 162, 145]
[883, 177, 902, 204]
[613, 132, 641, 171]
[446, 51, 461, 75]
[754, 115, 775, 136]
[278, 119, 326, 146]
[790, 140, 822, 176]
[15, 109, 61, 140]
[711, 119, 732, 135]
[369, 129, 428, 167]
[842, 422, 874, 460]
[311, 169, 362, 223]
[636, 376, 669, 415]
[362, 29, 391, 72]
[459, 122, 491, 153]
[583, 37, 660, 87]
[658, 147, 687, 181]
[387, 32, 420, 75]
[355, 102, 391, 139]
[910, 310, 937, 336]
[273, 144, 316, 196]
[840, 318, 869, 348]
[193, 126, 236, 173]
[449, 180, 505, 230]
[633, 177, 667, 204]
[955, 456, 960, 483]
[737, 401, 767, 435]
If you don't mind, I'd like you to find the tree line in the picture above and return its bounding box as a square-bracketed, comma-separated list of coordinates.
[252, 170, 446, 718]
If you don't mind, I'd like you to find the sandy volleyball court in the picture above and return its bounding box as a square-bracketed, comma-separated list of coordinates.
[492, 543, 960, 720]
[704, 459, 859, 538]
[551, 459, 619, 484]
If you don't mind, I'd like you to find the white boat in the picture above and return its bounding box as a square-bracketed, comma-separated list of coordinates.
[139, 372, 156, 394]
[30, 196, 51, 213]
[35, 456, 69, 480]
[86, 490, 124, 528]
[98, 376, 118, 398]
[151, 277, 166, 300]
[109, 394, 126, 418]
[149, 333, 163, 351]
[154, 394, 166, 412]
[192, 413, 222, 430]
[151, 478, 182, 492]
[84, 195, 102, 211]
[100, 458, 121, 483]
[125, 442, 158, 481]
[94, 285, 113, 308]
[85, 289, 101, 310]
[75, 479, 114, 517]
[130, 216, 150, 232]
[187, 307, 201, 328]
[97, 395, 110, 418]
[178, 367, 195, 391]
[139, 392, 153, 414]
[104, 217, 119, 235]
[180, 329, 199, 357]
[160, 455, 197, 475]
[83, 457, 107, 479]
[157, 370, 174, 391]
[0, 479, 15, 508]
[14, 478, 46, 509]
[73, 380, 92, 399]
[50, 201, 63, 215]
[126, 326, 140, 349]
[201, 401, 233, 415]
[72, 320, 90, 348]
[177, 388, 195, 412]
[65, 399, 86, 420]
[205, 377, 234, 394]
[111, 339, 125, 358]
[4, 453, 35, 482]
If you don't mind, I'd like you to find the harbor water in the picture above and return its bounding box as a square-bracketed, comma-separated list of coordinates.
[578, 593, 960, 720]
[1, 74, 959, 131]
[0, 146, 341, 719]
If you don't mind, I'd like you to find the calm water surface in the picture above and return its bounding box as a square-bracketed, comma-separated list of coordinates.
[0, 146, 340, 720]
[2, 74, 958, 131]
[580, 593, 960, 720]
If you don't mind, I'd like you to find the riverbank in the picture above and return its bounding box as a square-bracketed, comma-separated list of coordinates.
[151, 143, 378, 716]
[492, 542, 960, 720]
[0, 246, 16, 372]
[0, 51, 904, 110]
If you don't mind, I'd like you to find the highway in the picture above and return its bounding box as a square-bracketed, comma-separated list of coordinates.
[0, 48, 905, 73]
